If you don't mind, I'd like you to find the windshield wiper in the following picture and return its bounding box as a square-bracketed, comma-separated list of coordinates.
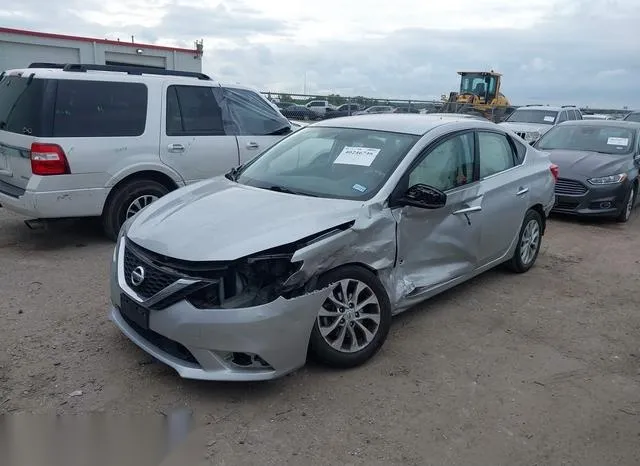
[267, 126, 292, 136]
[266, 185, 316, 197]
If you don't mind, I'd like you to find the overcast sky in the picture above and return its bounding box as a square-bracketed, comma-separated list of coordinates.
[2, 0, 639, 108]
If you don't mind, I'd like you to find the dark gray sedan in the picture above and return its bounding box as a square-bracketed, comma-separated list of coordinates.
[534, 120, 640, 222]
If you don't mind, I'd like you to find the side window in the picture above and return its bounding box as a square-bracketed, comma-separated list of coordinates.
[223, 87, 291, 136]
[478, 131, 516, 178]
[575, 111, 583, 120]
[54, 80, 147, 137]
[408, 132, 475, 191]
[557, 111, 568, 123]
[511, 136, 527, 164]
[2, 77, 47, 136]
[166, 85, 225, 136]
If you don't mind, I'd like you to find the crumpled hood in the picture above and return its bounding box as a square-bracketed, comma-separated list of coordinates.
[546, 150, 627, 178]
[126, 177, 363, 261]
[499, 122, 552, 135]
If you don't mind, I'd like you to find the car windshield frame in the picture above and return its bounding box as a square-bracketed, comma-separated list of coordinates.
[506, 109, 559, 125]
[233, 126, 421, 201]
[536, 124, 636, 155]
[624, 112, 640, 123]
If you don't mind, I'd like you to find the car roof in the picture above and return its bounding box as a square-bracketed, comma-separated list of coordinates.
[557, 120, 640, 129]
[311, 114, 498, 135]
[515, 105, 568, 111]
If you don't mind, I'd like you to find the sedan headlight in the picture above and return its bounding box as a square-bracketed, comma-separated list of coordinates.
[523, 131, 541, 143]
[587, 173, 627, 185]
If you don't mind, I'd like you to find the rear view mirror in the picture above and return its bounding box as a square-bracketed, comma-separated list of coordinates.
[398, 184, 447, 209]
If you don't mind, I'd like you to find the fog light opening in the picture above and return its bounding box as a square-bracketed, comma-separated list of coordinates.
[226, 352, 273, 370]
[600, 201, 612, 209]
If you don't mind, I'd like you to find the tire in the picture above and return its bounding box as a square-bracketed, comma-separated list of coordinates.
[102, 179, 169, 241]
[507, 209, 543, 273]
[308, 265, 392, 368]
[616, 184, 636, 223]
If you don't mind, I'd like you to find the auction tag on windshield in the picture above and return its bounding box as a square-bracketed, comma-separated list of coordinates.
[334, 146, 381, 166]
[607, 137, 629, 146]
[543, 116, 555, 122]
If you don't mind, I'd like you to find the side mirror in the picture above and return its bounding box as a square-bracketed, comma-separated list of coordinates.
[397, 184, 447, 209]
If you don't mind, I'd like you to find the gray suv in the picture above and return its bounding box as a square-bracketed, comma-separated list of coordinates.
[0, 63, 293, 239]
[499, 105, 583, 144]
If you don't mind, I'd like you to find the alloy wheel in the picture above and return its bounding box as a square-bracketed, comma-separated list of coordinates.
[317, 279, 381, 353]
[126, 194, 158, 219]
[519, 219, 540, 266]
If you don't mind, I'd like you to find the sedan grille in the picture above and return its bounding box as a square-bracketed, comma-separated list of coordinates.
[554, 178, 588, 195]
[123, 243, 181, 299]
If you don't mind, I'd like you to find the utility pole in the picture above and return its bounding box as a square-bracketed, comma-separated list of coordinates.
[303, 71, 307, 95]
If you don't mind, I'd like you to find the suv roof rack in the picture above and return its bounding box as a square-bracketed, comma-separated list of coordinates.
[561, 105, 576, 108]
[27, 62, 212, 80]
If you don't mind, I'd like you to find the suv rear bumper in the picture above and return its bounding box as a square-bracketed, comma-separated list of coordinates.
[0, 187, 109, 218]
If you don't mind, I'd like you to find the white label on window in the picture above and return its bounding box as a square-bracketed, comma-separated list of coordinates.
[352, 183, 367, 193]
[543, 116, 555, 122]
[607, 137, 629, 146]
[333, 146, 381, 166]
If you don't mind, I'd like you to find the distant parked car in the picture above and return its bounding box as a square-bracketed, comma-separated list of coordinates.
[276, 102, 295, 110]
[110, 114, 556, 381]
[323, 103, 364, 119]
[354, 106, 395, 115]
[499, 105, 583, 144]
[623, 111, 640, 123]
[281, 105, 322, 121]
[534, 120, 640, 222]
[393, 107, 420, 114]
[305, 100, 336, 115]
[582, 114, 614, 120]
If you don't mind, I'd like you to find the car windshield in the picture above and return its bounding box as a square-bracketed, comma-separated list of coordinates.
[235, 126, 419, 200]
[507, 109, 558, 125]
[624, 113, 640, 123]
[537, 125, 635, 154]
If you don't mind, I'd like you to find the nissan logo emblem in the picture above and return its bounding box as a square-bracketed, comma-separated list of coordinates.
[131, 266, 145, 286]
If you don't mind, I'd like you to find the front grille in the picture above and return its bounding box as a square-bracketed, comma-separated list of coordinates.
[119, 309, 199, 365]
[555, 178, 588, 196]
[123, 242, 181, 299]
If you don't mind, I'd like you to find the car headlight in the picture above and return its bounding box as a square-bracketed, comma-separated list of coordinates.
[587, 173, 627, 185]
[523, 131, 541, 143]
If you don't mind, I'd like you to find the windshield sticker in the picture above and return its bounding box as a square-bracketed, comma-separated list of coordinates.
[334, 146, 381, 166]
[352, 183, 367, 193]
[543, 116, 555, 122]
[607, 137, 629, 146]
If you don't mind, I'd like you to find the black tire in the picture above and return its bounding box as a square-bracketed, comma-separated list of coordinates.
[102, 179, 169, 241]
[507, 209, 543, 273]
[616, 184, 636, 223]
[308, 265, 392, 368]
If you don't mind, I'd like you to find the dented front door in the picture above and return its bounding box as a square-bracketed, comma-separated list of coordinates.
[393, 182, 483, 294]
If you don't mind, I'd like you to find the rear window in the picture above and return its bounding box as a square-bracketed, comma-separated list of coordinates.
[53, 80, 148, 137]
[0, 75, 48, 136]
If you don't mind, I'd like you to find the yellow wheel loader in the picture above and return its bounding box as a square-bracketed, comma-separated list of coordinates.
[439, 71, 515, 122]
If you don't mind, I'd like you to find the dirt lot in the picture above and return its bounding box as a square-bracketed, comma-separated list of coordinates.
[0, 208, 639, 465]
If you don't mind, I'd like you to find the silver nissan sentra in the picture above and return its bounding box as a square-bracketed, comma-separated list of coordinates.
[110, 114, 557, 381]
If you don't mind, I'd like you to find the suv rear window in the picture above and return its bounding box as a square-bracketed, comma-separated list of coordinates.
[0, 75, 48, 136]
[54, 80, 148, 137]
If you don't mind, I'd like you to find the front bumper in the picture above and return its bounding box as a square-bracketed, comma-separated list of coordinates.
[552, 180, 628, 217]
[109, 236, 331, 381]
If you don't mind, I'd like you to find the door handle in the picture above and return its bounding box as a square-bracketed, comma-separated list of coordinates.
[516, 187, 529, 196]
[453, 206, 482, 215]
[167, 143, 185, 153]
[246, 142, 260, 150]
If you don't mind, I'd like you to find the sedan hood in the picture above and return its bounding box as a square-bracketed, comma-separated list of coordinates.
[546, 150, 627, 177]
[499, 122, 552, 135]
[126, 178, 363, 262]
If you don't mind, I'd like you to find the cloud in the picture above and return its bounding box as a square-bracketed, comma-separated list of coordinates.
[1, 0, 639, 108]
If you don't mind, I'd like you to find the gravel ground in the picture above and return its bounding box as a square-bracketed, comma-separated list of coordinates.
[1, 209, 639, 465]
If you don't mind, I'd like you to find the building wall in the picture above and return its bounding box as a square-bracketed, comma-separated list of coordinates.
[0, 29, 202, 73]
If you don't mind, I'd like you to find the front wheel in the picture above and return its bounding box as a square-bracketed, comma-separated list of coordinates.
[507, 209, 543, 273]
[616, 184, 636, 223]
[308, 265, 392, 368]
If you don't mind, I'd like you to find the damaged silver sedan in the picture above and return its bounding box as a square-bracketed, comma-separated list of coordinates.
[110, 114, 557, 381]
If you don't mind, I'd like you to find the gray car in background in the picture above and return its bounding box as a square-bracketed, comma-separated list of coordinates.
[500, 105, 583, 144]
[110, 114, 556, 381]
[534, 120, 640, 222]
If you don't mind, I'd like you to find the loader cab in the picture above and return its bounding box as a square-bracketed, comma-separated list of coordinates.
[458, 71, 500, 104]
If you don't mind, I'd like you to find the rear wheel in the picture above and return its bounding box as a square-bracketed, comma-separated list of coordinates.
[309, 265, 392, 368]
[616, 184, 636, 223]
[102, 179, 169, 241]
[507, 209, 543, 273]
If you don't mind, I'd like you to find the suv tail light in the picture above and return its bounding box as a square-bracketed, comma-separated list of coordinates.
[550, 163, 559, 182]
[30, 143, 70, 176]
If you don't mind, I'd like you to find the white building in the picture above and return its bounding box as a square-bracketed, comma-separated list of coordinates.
[0, 27, 203, 73]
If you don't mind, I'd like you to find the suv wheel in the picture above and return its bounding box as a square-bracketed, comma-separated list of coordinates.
[102, 179, 169, 241]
